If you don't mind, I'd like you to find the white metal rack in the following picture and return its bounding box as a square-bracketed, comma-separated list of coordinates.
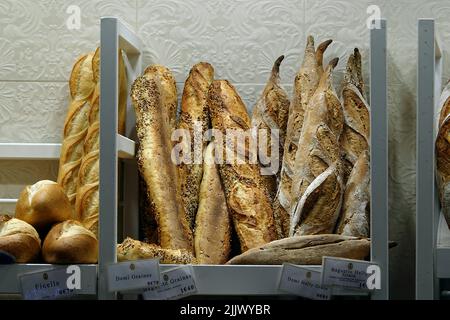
[416, 18, 448, 300]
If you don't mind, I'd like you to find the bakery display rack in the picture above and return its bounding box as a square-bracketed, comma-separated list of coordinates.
[416, 18, 450, 300]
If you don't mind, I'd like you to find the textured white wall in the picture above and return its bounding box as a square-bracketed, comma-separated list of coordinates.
[1, 0, 449, 299]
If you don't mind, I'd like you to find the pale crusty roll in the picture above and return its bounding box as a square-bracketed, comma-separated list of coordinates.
[178, 62, 214, 231]
[0, 215, 41, 263]
[131, 70, 193, 252]
[227, 234, 370, 265]
[208, 80, 277, 252]
[15, 180, 74, 231]
[337, 150, 370, 237]
[58, 52, 95, 206]
[117, 237, 196, 264]
[339, 48, 370, 183]
[275, 37, 332, 238]
[194, 142, 231, 264]
[290, 59, 344, 236]
[251, 56, 290, 238]
[42, 220, 98, 264]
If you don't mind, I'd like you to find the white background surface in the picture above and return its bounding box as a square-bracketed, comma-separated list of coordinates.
[1, 0, 449, 299]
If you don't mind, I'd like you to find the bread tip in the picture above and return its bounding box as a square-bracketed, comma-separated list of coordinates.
[329, 57, 339, 68]
[306, 35, 315, 46]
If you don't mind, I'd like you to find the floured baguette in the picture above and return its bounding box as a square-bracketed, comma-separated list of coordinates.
[69, 53, 95, 101]
[275, 37, 332, 238]
[177, 62, 214, 231]
[336, 150, 370, 237]
[194, 142, 231, 264]
[339, 48, 370, 183]
[117, 237, 196, 264]
[290, 59, 344, 236]
[208, 80, 277, 252]
[227, 234, 370, 265]
[131, 69, 193, 252]
[251, 56, 290, 209]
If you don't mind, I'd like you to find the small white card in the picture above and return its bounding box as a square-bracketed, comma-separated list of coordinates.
[278, 263, 330, 300]
[20, 268, 78, 300]
[106, 259, 160, 292]
[321, 257, 380, 290]
[142, 265, 197, 300]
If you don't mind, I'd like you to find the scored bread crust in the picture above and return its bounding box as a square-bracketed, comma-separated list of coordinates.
[0, 215, 41, 263]
[117, 237, 196, 264]
[208, 80, 277, 252]
[131, 71, 193, 252]
[194, 142, 231, 264]
[251, 55, 290, 238]
[42, 220, 98, 264]
[178, 62, 214, 231]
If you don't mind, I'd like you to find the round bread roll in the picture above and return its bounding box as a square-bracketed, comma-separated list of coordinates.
[15, 180, 75, 230]
[0, 215, 41, 262]
[42, 220, 98, 264]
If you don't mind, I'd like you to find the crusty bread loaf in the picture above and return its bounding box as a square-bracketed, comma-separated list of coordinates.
[117, 237, 196, 264]
[438, 81, 450, 127]
[194, 142, 231, 264]
[436, 114, 450, 228]
[131, 70, 193, 252]
[251, 56, 290, 238]
[290, 59, 344, 236]
[339, 48, 370, 183]
[177, 62, 214, 231]
[227, 234, 370, 265]
[275, 37, 332, 238]
[336, 150, 370, 237]
[208, 80, 277, 252]
[0, 215, 41, 263]
[42, 220, 98, 264]
[15, 180, 74, 231]
[69, 53, 95, 101]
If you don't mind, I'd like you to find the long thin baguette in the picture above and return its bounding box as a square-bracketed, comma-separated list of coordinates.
[274, 37, 332, 238]
[177, 62, 214, 231]
[117, 237, 196, 264]
[208, 80, 277, 252]
[226, 234, 370, 265]
[194, 142, 231, 264]
[436, 113, 450, 228]
[251, 56, 290, 206]
[131, 71, 192, 251]
[290, 59, 344, 236]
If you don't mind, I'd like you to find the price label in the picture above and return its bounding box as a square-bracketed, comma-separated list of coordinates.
[142, 265, 197, 300]
[106, 259, 160, 292]
[19, 267, 78, 300]
[321, 257, 379, 290]
[278, 263, 330, 300]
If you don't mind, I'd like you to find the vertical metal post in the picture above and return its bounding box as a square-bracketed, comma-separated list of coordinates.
[370, 19, 389, 300]
[99, 17, 119, 300]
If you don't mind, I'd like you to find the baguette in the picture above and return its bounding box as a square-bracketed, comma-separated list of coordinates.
[339, 48, 370, 183]
[275, 37, 332, 238]
[117, 237, 196, 264]
[436, 113, 450, 228]
[131, 70, 193, 251]
[290, 59, 344, 236]
[251, 56, 290, 205]
[69, 53, 95, 101]
[177, 62, 214, 231]
[336, 150, 370, 237]
[194, 142, 231, 264]
[226, 234, 370, 265]
[208, 80, 277, 252]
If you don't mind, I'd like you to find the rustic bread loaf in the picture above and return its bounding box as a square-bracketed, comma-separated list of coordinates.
[226, 234, 370, 265]
[436, 114, 450, 228]
[131, 69, 193, 252]
[177, 62, 214, 231]
[208, 79, 277, 252]
[274, 37, 332, 238]
[290, 59, 344, 236]
[42, 220, 98, 264]
[194, 142, 231, 264]
[117, 237, 196, 264]
[0, 215, 41, 263]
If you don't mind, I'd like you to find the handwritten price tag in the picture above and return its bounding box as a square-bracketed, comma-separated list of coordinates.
[106, 259, 160, 292]
[278, 263, 330, 300]
[142, 265, 197, 300]
[19, 268, 77, 300]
